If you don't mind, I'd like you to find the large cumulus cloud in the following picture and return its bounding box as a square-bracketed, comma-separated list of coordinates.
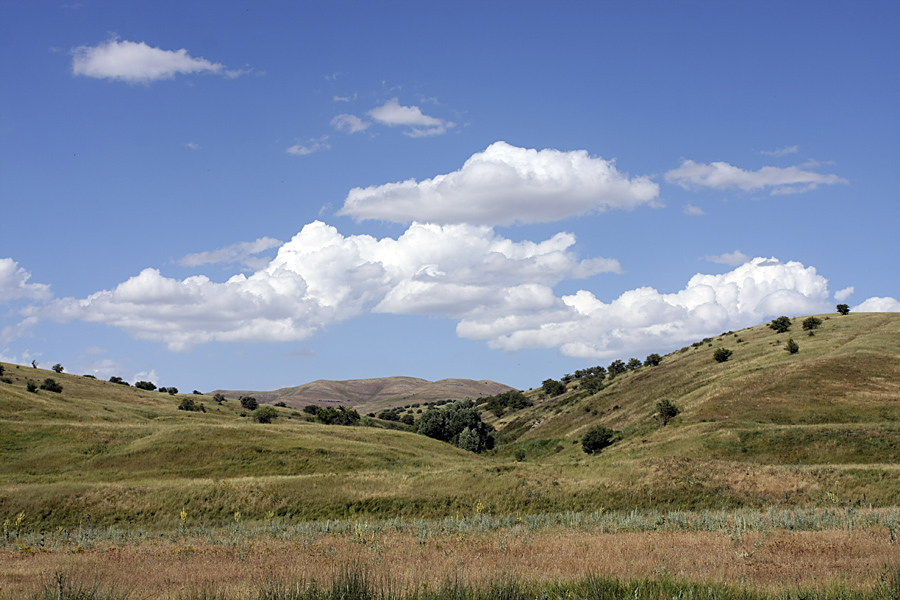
[36, 222, 616, 350]
[337, 142, 659, 226]
[459, 257, 834, 360]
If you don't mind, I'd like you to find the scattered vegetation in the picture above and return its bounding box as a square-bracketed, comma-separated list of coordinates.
[768, 315, 793, 333]
[581, 425, 615, 454]
[713, 347, 733, 363]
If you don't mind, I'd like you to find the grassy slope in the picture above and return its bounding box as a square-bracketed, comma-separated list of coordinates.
[1, 313, 898, 528]
[212, 377, 515, 413]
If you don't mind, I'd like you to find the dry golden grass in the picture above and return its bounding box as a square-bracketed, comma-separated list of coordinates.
[2, 528, 895, 598]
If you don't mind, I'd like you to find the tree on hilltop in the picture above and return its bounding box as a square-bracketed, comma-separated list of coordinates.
[837, 304, 850, 315]
[768, 316, 792, 333]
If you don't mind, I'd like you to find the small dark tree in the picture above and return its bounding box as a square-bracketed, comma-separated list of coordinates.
[26, 380, 38, 393]
[626, 358, 643, 371]
[644, 353, 662, 367]
[802, 316, 823, 331]
[177, 397, 205, 412]
[768, 316, 792, 333]
[302, 405, 319, 415]
[52, 364, 64, 374]
[785, 338, 800, 354]
[135, 381, 157, 391]
[40, 378, 63, 393]
[109, 376, 130, 386]
[240, 396, 259, 411]
[541, 378, 567, 397]
[213, 393, 226, 404]
[401, 413, 415, 426]
[836, 304, 850, 315]
[713, 347, 733, 363]
[607, 360, 627, 379]
[0, 364, 4, 377]
[252, 405, 279, 423]
[167, 387, 178, 396]
[656, 399, 680, 427]
[581, 426, 615, 454]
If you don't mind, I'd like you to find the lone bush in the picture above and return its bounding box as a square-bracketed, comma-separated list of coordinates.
[644, 353, 662, 367]
[837, 304, 850, 315]
[40, 378, 63, 393]
[785, 338, 800, 354]
[51, 364, 64, 373]
[252, 405, 279, 423]
[240, 396, 259, 411]
[135, 380, 156, 391]
[581, 425, 615, 454]
[768, 316, 792, 333]
[802, 316, 822, 331]
[713, 347, 733, 363]
[177, 397, 205, 412]
[213, 394, 226, 404]
[26, 380, 38, 393]
[656, 399, 680, 426]
[542, 378, 567, 397]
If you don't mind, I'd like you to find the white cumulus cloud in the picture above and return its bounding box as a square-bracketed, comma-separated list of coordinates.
[854, 296, 900, 312]
[0, 258, 52, 303]
[665, 159, 848, 195]
[287, 136, 330, 156]
[834, 286, 854, 302]
[35, 222, 617, 351]
[338, 141, 659, 226]
[458, 257, 832, 360]
[72, 38, 236, 83]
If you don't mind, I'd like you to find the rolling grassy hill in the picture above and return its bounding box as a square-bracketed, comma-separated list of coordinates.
[211, 376, 514, 414]
[1, 312, 898, 528]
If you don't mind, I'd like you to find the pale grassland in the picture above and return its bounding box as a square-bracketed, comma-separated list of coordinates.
[2, 507, 899, 598]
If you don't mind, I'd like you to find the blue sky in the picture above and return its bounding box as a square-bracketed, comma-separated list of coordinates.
[1, 1, 898, 392]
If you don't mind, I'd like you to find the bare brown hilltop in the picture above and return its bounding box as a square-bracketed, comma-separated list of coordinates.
[211, 376, 515, 413]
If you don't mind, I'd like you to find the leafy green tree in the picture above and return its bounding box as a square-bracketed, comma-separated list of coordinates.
[416, 408, 448, 441]
[177, 397, 205, 412]
[135, 380, 157, 391]
[656, 399, 680, 426]
[252, 405, 279, 423]
[581, 425, 615, 454]
[785, 338, 800, 354]
[713, 347, 733, 363]
[644, 353, 663, 367]
[607, 360, 627, 379]
[39, 378, 63, 393]
[580, 374, 605, 393]
[626, 358, 642, 370]
[167, 387, 178, 396]
[315, 406, 360, 426]
[240, 396, 259, 411]
[457, 426, 482, 453]
[109, 376, 130, 386]
[542, 378, 567, 397]
[377, 409, 401, 421]
[400, 413, 415, 426]
[52, 364, 64, 373]
[836, 304, 850, 315]
[768, 316, 792, 333]
[26, 380, 38, 393]
[802, 316, 823, 331]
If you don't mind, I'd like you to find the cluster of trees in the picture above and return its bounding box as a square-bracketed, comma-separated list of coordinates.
[302, 404, 361, 426]
[478, 390, 532, 417]
[177, 397, 205, 412]
[376, 407, 415, 425]
[417, 398, 495, 453]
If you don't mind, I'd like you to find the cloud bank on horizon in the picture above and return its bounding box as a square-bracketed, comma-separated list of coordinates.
[2, 142, 896, 362]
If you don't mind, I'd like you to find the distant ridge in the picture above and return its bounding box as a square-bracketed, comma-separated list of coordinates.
[211, 376, 515, 412]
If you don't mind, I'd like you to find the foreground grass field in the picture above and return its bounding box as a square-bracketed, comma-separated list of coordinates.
[3, 508, 900, 598]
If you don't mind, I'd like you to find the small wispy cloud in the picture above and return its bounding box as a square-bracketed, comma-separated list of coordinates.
[286, 136, 330, 156]
[178, 237, 283, 269]
[367, 98, 455, 137]
[665, 159, 847, 195]
[760, 145, 799, 157]
[683, 204, 706, 216]
[72, 37, 244, 84]
[331, 114, 370, 134]
[706, 250, 749, 266]
[186, 142, 201, 150]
